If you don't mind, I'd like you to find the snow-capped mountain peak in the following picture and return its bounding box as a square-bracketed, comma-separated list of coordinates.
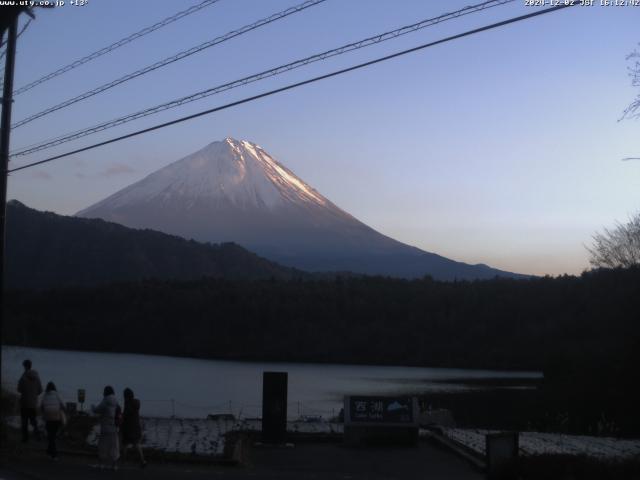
[82, 137, 328, 213]
[77, 137, 525, 280]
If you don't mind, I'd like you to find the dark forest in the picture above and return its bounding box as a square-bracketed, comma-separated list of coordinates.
[6, 266, 640, 434]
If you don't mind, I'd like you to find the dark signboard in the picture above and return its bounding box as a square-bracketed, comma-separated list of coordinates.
[262, 372, 288, 444]
[345, 396, 417, 425]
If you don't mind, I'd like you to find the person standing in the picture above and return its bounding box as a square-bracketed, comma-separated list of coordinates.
[17, 359, 43, 442]
[91, 386, 121, 470]
[41, 382, 66, 460]
[121, 388, 146, 468]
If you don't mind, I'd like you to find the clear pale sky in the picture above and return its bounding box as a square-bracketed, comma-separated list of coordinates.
[5, 0, 639, 276]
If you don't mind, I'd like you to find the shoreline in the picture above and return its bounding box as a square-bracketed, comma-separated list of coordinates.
[1, 344, 543, 374]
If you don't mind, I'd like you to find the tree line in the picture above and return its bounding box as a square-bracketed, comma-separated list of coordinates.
[5, 267, 640, 432]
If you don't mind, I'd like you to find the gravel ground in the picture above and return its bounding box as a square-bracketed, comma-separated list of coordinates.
[440, 427, 640, 460]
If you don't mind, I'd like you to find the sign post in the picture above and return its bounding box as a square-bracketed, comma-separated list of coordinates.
[77, 389, 86, 413]
[262, 372, 288, 444]
[344, 395, 419, 446]
[486, 431, 519, 479]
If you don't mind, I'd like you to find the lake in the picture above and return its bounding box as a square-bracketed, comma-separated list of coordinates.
[2, 346, 540, 419]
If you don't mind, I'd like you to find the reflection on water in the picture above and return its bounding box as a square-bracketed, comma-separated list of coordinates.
[2, 346, 540, 419]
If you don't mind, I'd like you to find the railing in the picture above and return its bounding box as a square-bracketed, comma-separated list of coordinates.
[3, 381, 340, 421]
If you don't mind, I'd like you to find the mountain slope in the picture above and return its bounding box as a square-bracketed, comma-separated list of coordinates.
[78, 137, 526, 280]
[5, 200, 302, 289]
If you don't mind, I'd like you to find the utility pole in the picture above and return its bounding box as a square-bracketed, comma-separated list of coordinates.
[0, 12, 20, 412]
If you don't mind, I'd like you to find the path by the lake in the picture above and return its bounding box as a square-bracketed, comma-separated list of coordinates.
[1, 442, 483, 480]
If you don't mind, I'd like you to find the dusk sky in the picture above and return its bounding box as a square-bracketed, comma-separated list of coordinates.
[5, 0, 639, 276]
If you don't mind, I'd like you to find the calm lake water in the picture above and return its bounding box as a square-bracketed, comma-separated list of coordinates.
[2, 346, 540, 419]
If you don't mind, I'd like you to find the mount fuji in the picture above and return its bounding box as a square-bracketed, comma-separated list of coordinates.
[77, 137, 524, 280]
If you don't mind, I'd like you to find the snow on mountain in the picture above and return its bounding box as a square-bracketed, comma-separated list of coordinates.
[84, 138, 324, 209]
[77, 137, 525, 280]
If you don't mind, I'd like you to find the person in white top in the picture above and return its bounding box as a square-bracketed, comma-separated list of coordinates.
[91, 385, 121, 470]
[40, 382, 65, 460]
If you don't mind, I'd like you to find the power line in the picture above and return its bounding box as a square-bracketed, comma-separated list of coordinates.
[7, 3, 576, 174]
[11, 0, 514, 158]
[11, 0, 326, 129]
[12, 0, 223, 96]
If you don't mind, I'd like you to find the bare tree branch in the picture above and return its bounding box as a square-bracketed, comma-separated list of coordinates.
[620, 45, 640, 121]
[587, 213, 640, 269]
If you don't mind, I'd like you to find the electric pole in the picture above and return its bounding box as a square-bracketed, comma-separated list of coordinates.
[0, 9, 20, 417]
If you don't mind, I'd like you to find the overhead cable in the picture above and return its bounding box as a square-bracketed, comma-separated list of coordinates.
[12, 0, 327, 128]
[13, 0, 223, 96]
[7, 3, 577, 174]
[12, 0, 513, 157]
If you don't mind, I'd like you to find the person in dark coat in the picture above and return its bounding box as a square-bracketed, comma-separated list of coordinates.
[17, 359, 43, 442]
[121, 388, 146, 467]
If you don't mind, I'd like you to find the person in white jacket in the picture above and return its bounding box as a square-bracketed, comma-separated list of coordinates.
[91, 385, 121, 470]
[40, 382, 65, 460]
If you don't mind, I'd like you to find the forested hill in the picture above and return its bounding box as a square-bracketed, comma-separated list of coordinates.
[5, 200, 303, 288]
[5, 266, 639, 372]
